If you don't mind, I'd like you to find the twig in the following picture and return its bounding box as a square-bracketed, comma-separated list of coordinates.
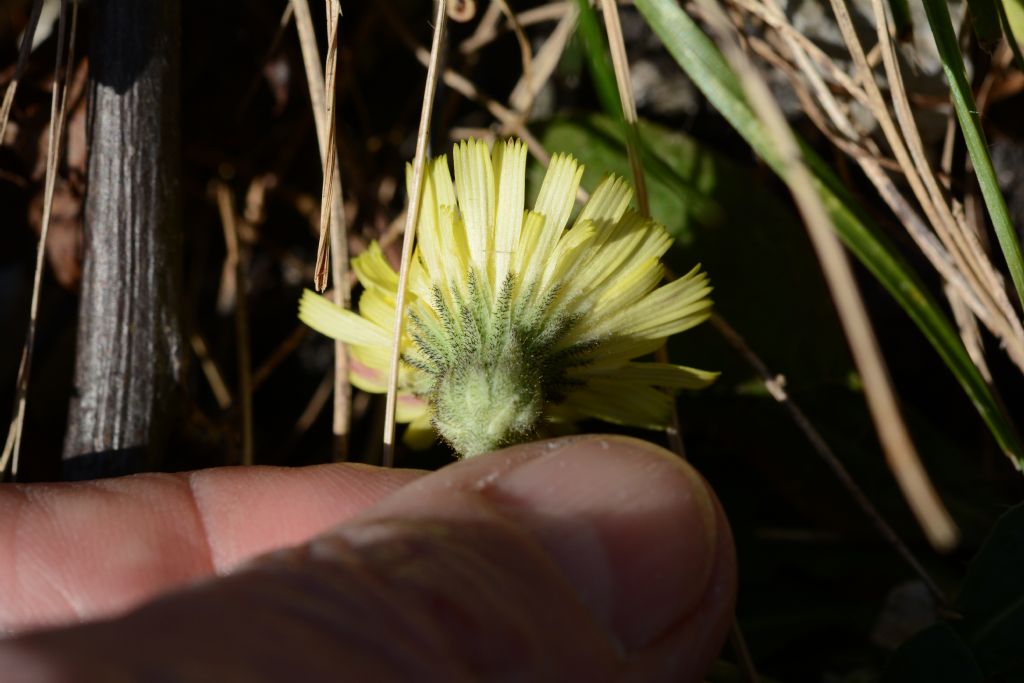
[189, 332, 233, 410]
[252, 325, 309, 391]
[382, 0, 448, 467]
[214, 182, 254, 467]
[294, 370, 334, 436]
[711, 315, 948, 602]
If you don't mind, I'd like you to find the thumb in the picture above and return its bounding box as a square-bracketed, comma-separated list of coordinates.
[0, 435, 736, 682]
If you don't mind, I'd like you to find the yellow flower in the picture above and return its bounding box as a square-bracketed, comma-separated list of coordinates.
[300, 138, 716, 457]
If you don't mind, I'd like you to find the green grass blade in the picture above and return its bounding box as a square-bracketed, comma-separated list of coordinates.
[920, 0, 1024, 312]
[889, 0, 914, 40]
[633, 0, 1024, 466]
[966, 0, 1004, 50]
[571, 0, 623, 120]
[998, 0, 1024, 70]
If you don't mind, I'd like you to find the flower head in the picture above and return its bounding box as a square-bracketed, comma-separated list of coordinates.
[300, 138, 716, 457]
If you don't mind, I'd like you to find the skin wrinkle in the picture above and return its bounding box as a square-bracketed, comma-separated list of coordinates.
[188, 464, 425, 573]
[0, 436, 735, 679]
[183, 471, 220, 575]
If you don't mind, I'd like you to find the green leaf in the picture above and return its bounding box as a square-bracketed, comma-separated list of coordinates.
[920, 0, 1024, 311]
[885, 503, 1024, 680]
[966, 0, 1004, 50]
[956, 503, 1024, 677]
[532, 115, 725, 243]
[883, 623, 986, 683]
[633, 0, 1024, 467]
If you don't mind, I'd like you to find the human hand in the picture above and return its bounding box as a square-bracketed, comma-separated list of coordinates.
[0, 435, 736, 681]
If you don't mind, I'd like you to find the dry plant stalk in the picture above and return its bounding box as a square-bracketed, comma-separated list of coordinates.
[597, 0, 685, 456]
[597, 0, 759, 674]
[380, 0, 589, 203]
[293, 0, 352, 458]
[726, 0, 1024, 378]
[2, 0, 78, 478]
[0, 0, 45, 146]
[508, 3, 578, 115]
[214, 182, 254, 466]
[697, 0, 960, 550]
[382, 0, 449, 466]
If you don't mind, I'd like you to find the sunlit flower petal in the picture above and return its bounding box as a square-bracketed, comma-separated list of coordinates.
[299, 138, 715, 457]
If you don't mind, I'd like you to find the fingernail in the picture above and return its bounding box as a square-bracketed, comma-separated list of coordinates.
[483, 435, 720, 650]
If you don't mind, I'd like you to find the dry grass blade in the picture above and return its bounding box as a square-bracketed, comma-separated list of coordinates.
[494, 0, 534, 111]
[698, 0, 959, 550]
[382, 0, 448, 467]
[596, 0, 685, 461]
[598, 0, 649, 216]
[313, 2, 341, 292]
[189, 332, 233, 410]
[214, 182, 254, 466]
[460, 2, 568, 53]
[819, 0, 1024, 367]
[293, 0, 351, 459]
[1, 0, 78, 479]
[750, 28, 995, 332]
[380, 0, 578, 197]
[0, 0, 44, 148]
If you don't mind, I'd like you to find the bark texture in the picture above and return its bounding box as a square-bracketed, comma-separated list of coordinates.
[63, 0, 183, 477]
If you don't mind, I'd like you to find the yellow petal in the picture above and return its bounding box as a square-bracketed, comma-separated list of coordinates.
[453, 138, 495, 274]
[588, 265, 713, 340]
[355, 286, 398, 331]
[576, 213, 673, 302]
[299, 289, 391, 347]
[576, 362, 719, 389]
[352, 242, 399, 292]
[590, 258, 665, 319]
[511, 210, 545, 281]
[531, 153, 583, 263]
[491, 138, 528, 284]
[540, 221, 598, 294]
[562, 378, 672, 429]
[576, 175, 632, 229]
[402, 412, 436, 449]
[410, 156, 457, 288]
[396, 392, 429, 423]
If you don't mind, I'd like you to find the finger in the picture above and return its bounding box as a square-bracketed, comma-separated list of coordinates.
[0, 435, 736, 681]
[0, 463, 424, 633]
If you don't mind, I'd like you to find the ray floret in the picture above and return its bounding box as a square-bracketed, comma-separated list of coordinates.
[300, 138, 716, 457]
